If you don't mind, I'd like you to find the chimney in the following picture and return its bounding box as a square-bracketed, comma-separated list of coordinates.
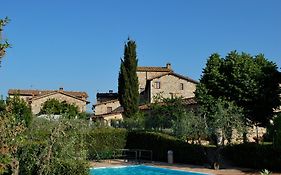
[166, 63, 172, 70]
[59, 87, 64, 91]
[109, 90, 113, 93]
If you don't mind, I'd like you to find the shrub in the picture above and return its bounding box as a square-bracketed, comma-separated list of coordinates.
[223, 143, 281, 171]
[86, 128, 127, 160]
[17, 118, 89, 175]
[125, 131, 208, 165]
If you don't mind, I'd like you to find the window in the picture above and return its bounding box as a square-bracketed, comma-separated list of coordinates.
[107, 107, 113, 113]
[155, 81, 161, 89]
[180, 83, 184, 90]
[170, 93, 174, 99]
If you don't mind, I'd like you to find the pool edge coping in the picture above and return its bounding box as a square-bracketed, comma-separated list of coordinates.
[90, 164, 214, 175]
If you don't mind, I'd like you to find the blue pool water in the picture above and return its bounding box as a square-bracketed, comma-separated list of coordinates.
[90, 165, 210, 175]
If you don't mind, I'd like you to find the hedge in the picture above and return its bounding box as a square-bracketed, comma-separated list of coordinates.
[86, 129, 208, 165]
[125, 131, 208, 165]
[86, 128, 127, 160]
[222, 143, 281, 171]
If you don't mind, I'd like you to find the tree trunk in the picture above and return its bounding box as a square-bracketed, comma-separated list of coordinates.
[255, 124, 259, 144]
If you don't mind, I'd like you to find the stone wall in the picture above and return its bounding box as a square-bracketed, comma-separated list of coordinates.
[9, 94, 31, 104]
[31, 93, 87, 114]
[149, 74, 196, 103]
[103, 113, 123, 126]
[94, 100, 121, 115]
[137, 71, 169, 93]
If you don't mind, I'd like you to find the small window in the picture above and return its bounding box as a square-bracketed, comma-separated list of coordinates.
[170, 93, 174, 99]
[180, 83, 184, 90]
[155, 82, 161, 89]
[107, 107, 113, 113]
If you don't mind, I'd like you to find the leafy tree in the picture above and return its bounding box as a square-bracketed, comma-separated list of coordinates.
[197, 51, 280, 127]
[207, 99, 245, 145]
[121, 112, 145, 130]
[172, 109, 208, 144]
[6, 96, 33, 127]
[118, 39, 139, 118]
[0, 17, 11, 63]
[18, 118, 89, 175]
[267, 113, 281, 148]
[0, 102, 25, 174]
[39, 99, 83, 119]
[146, 96, 186, 131]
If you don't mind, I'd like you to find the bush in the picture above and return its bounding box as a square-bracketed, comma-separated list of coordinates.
[223, 143, 281, 171]
[125, 131, 208, 165]
[17, 118, 89, 175]
[86, 128, 127, 160]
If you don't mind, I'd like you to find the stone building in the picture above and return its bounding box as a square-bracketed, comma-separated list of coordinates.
[94, 91, 121, 116]
[93, 63, 198, 124]
[8, 88, 89, 115]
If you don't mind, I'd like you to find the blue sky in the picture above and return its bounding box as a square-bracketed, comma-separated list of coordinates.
[1, 0, 281, 109]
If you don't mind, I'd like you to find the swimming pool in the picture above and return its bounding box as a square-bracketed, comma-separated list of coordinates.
[90, 165, 211, 175]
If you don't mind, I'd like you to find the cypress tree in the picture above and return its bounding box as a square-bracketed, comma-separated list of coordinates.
[118, 39, 139, 118]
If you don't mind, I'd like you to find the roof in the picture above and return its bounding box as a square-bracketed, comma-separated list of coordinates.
[139, 97, 197, 110]
[137, 66, 173, 72]
[93, 97, 197, 118]
[147, 72, 199, 84]
[96, 92, 118, 99]
[8, 89, 89, 103]
[9, 89, 88, 98]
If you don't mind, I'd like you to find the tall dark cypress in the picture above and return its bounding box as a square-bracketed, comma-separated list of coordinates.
[118, 39, 139, 118]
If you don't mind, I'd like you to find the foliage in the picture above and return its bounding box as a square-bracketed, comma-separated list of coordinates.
[267, 113, 281, 148]
[5, 96, 33, 127]
[118, 39, 139, 118]
[223, 143, 281, 172]
[39, 99, 84, 119]
[0, 105, 25, 174]
[260, 169, 271, 175]
[172, 109, 208, 143]
[18, 118, 89, 175]
[206, 99, 245, 145]
[121, 112, 145, 130]
[0, 17, 11, 61]
[86, 128, 127, 160]
[125, 131, 208, 165]
[146, 96, 186, 131]
[196, 51, 280, 127]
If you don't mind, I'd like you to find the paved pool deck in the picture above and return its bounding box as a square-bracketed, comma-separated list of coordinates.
[90, 159, 281, 175]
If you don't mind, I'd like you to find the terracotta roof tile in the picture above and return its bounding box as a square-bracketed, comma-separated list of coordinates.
[8, 89, 89, 102]
[147, 72, 198, 84]
[137, 66, 173, 72]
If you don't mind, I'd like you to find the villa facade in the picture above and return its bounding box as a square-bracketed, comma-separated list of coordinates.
[8, 88, 90, 115]
[93, 63, 198, 125]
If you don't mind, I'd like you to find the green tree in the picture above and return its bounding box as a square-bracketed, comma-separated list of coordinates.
[4, 95, 32, 127]
[172, 109, 208, 144]
[0, 17, 11, 63]
[207, 99, 245, 145]
[197, 51, 280, 127]
[18, 118, 89, 175]
[118, 39, 139, 118]
[146, 96, 186, 131]
[39, 99, 82, 119]
[0, 102, 25, 174]
[267, 113, 281, 148]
